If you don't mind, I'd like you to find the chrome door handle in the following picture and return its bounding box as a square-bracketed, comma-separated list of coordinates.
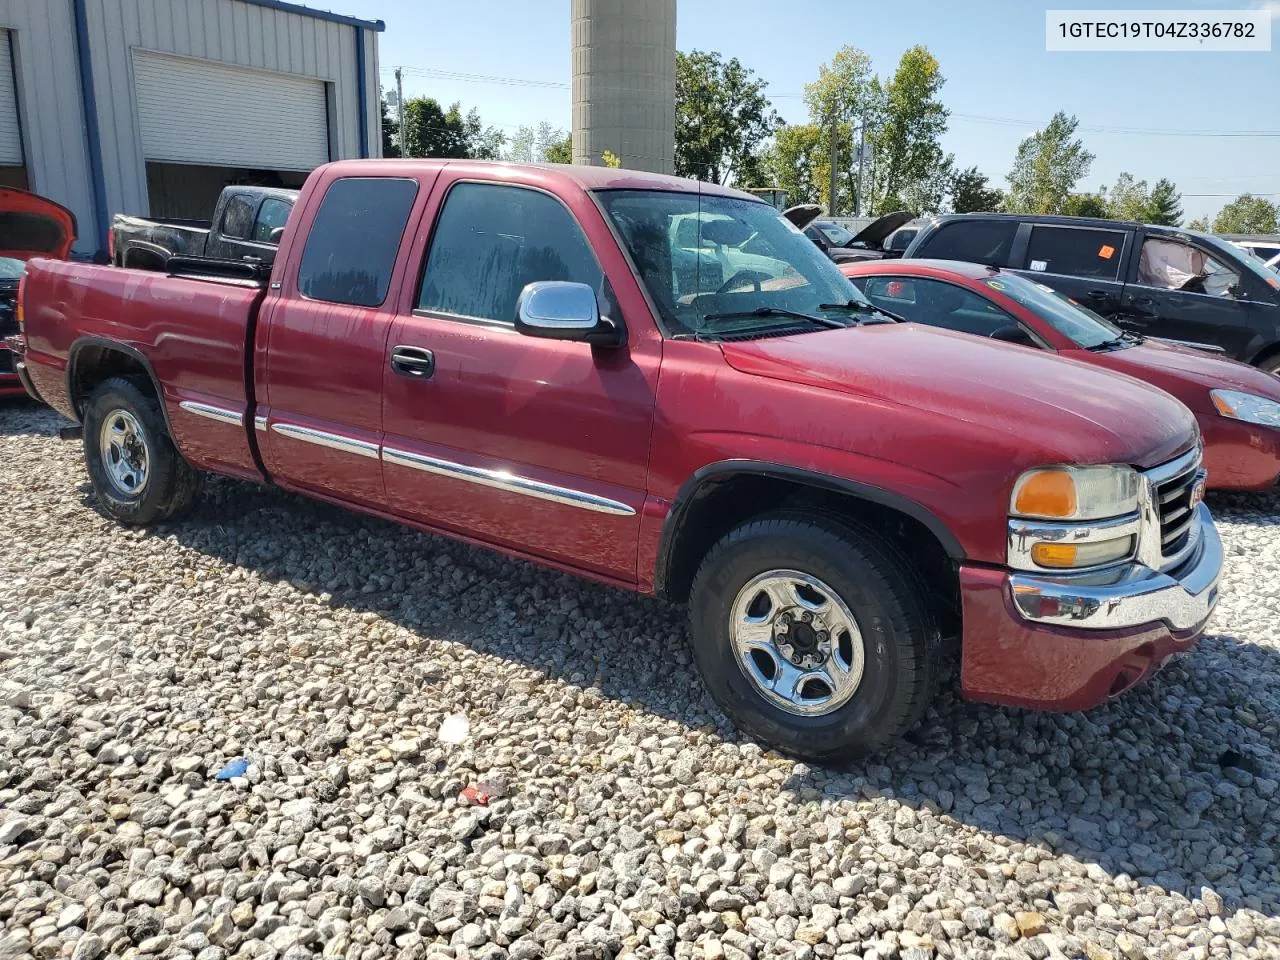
[391, 345, 435, 378]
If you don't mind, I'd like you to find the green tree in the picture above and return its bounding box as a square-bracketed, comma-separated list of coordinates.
[950, 166, 1004, 212]
[1108, 172, 1148, 222]
[380, 97, 400, 158]
[402, 98, 505, 160]
[1145, 179, 1183, 226]
[544, 133, 573, 164]
[675, 50, 781, 184]
[1211, 194, 1280, 234]
[762, 124, 824, 207]
[864, 46, 953, 215]
[1062, 192, 1111, 218]
[505, 125, 538, 163]
[1004, 112, 1095, 214]
[804, 45, 877, 214]
[1188, 215, 1211, 232]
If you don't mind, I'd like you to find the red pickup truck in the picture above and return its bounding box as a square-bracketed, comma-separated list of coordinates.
[11, 160, 1223, 760]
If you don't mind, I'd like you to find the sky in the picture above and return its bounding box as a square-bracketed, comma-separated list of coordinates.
[365, 0, 1280, 222]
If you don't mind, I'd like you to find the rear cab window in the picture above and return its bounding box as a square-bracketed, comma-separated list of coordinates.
[219, 195, 257, 240]
[252, 197, 292, 244]
[1025, 225, 1126, 280]
[916, 220, 1018, 266]
[297, 177, 419, 307]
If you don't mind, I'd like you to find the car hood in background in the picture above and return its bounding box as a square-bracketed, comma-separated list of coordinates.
[720, 323, 1197, 470]
[782, 204, 824, 230]
[851, 210, 913, 247]
[0, 188, 77, 261]
[1088, 337, 1280, 402]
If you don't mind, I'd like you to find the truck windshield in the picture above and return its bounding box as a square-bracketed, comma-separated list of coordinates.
[982, 273, 1124, 350]
[596, 189, 870, 338]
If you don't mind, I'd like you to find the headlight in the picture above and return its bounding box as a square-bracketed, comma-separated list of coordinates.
[1210, 389, 1280, 428]
[1011, 465, 1141, 522]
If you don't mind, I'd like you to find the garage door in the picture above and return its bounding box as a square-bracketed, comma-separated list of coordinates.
[133, 52, 329, 171]
[0, 32, 22, 166]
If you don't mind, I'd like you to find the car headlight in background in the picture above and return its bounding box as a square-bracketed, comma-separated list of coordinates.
[1011, 465, 1141, 521]
[1210, 389, 1280, 428]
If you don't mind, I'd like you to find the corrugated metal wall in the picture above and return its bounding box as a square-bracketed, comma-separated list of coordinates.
[0, 0, 380, 255]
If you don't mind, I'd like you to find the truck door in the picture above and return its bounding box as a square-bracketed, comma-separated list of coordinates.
[258, 173, 433, 506]
[1119, 232, 1257, 359]
[379, 176, 661, 583]
[1017, 222, 1131, 319]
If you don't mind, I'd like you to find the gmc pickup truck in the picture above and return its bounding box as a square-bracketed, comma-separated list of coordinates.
[11, 160, 1224, 760]
[110, 185, 296, 271]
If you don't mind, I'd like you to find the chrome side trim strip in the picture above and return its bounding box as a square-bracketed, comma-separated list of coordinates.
[254, 416, 268, 432]
[179, 400, 244, 427]
[382, 446, 636, 517]
[271, 422, 380, 459]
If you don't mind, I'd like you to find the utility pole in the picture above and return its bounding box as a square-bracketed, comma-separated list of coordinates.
[828, 116, 839, 217]
[855, 116, 867, 217]
[395, 67, 406, 158]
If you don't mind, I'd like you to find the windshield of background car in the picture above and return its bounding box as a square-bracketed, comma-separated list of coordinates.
[0, 257, 23, 280]
[817, 222, 856, 246]
[597, 190, 867, 337]
[983, 272, 1122, 349]
[1203, 235, 1280, 292]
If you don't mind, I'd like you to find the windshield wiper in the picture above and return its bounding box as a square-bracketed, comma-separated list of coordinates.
[1088, 331, 1142, 351]
[700, 307, 851, 330]
[818, 299, 906, 325]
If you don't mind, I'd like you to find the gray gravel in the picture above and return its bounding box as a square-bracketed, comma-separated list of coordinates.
[1, 399, 1278, 960]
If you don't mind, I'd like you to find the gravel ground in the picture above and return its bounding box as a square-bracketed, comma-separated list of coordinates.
[1, 398, 1278, 960]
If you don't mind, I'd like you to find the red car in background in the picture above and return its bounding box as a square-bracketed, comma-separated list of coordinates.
[843, 259, 1280, 492]
[1, 188, 77, 395]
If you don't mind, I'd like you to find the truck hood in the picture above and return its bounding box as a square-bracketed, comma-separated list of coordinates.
[1088, 338, 1280, 402]
[0, 188, 77, 261]
[720, 323, 1197, 470]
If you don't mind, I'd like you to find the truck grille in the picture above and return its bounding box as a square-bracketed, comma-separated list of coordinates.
[1153, 451, 1201, 565]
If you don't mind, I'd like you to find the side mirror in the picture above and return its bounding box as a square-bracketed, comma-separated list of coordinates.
[515, 281, 624, 347]
[268, 227, 286, 244]
[990, 324, 1036, 347]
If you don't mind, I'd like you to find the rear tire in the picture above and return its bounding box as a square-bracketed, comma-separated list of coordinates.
[687, 513, 940, 762]
[82, 377, 203, 525]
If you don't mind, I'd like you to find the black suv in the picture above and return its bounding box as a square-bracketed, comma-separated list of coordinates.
[903, 213, 1280, 373]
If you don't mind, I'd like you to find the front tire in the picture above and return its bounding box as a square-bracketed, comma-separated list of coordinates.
[688, 513, 939, 762]
[82, 377, 203, 525]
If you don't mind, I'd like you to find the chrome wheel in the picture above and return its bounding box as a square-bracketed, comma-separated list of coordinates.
[99, 408, 149, 496]
[730, 569, 865, 717]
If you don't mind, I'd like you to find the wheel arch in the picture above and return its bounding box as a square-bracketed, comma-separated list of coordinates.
[66, 336, 173, 435]
[1247, 339, 1280, 371]
[655, 460, 965, 606]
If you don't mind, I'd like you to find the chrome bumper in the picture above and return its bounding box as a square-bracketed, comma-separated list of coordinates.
[1009, 503, 1221, 632]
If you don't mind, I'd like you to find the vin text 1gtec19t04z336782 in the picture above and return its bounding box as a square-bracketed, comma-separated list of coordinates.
[9, 160, 1222, 760]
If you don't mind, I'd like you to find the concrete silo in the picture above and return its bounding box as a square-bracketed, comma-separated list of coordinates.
[571, 0, 676, 174]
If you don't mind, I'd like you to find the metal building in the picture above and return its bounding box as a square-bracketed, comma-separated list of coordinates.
[0, 0, 383, 257]
[570, 0, 675, 175]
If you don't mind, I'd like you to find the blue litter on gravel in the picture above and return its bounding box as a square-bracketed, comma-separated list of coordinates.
[214, 758, 250, 781]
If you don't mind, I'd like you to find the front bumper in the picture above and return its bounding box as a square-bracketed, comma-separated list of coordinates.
[960, 503, 1221, 712]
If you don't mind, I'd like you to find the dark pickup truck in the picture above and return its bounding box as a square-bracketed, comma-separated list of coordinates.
[12, 160, 1223, 760]
[110, 185, 296, 271]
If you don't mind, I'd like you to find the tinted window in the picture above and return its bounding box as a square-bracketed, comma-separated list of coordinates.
[252, 197, 292, 243]
[220, 195, 256, 240]
[917, 220, 1018, 266]
[863, 276, 1016, 336]
[298, 178, 418, 307]
[418, 183, 604, 324]
[1026, 225, 1125, 279]
[982, 274, 1119, 349]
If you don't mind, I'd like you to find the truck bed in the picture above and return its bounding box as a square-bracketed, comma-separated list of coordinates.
[20, 258, 265, 480]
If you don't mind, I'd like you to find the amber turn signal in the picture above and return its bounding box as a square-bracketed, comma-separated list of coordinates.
[1014, 470, 1077, 519]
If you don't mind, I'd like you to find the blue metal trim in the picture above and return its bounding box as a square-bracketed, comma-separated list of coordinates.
[71, 0, 109, 255]
[237, 0, 385, 32]
[354, 26, 368, 158]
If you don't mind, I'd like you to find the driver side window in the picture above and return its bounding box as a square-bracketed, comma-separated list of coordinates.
[860, 276, 1024, 338]
[1138, 238, 1239, 298]
[418, 183, 610, 324]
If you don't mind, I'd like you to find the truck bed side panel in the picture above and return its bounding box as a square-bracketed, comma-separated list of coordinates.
[21, 259, 263, 480]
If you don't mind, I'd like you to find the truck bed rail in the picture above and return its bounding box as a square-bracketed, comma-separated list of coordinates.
[165, 256, 270, 287]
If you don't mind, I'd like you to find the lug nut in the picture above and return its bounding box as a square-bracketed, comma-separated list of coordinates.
[817, 630, 829, 642]
[776, 621, 790, 635]
[800, 611, 812, 623]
